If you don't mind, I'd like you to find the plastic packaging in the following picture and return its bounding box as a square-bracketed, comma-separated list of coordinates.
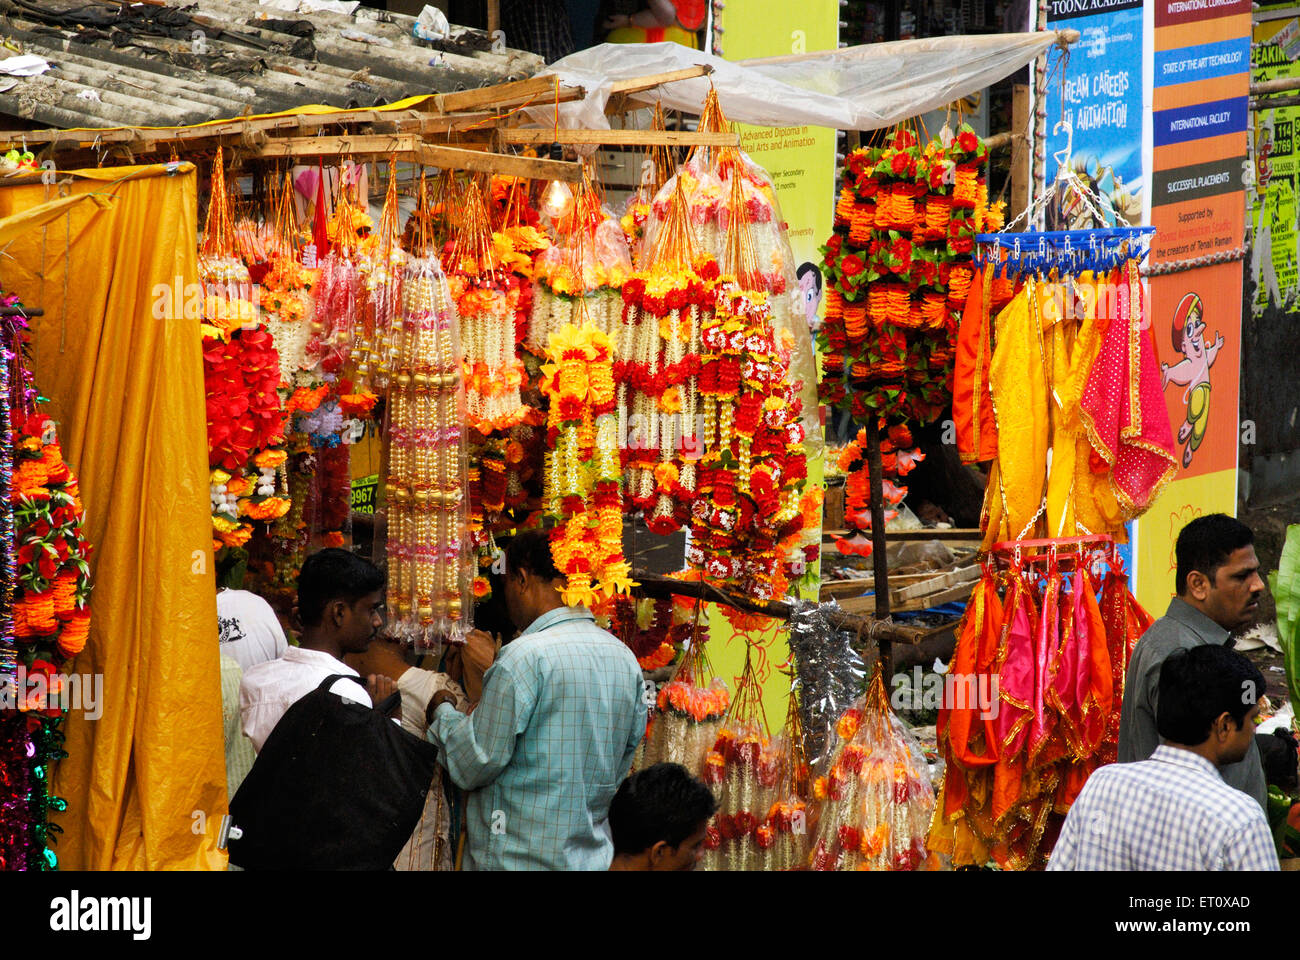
[808, 672, 937, 871]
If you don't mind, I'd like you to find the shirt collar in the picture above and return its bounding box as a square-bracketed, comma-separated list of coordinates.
[1164, 597, 1230, 646]
[1151, 744, 1221, 779]
[281, 645, 359, 676]
[520, 605, 596, 637]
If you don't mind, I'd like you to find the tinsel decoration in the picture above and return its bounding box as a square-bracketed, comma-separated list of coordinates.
[786, 599, 868, 775]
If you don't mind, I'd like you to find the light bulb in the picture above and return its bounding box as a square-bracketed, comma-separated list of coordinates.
[540, 180, 574, 220]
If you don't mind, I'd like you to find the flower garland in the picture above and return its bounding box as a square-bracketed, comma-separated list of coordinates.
[540, 323, 634, 609]
[608, 595, 687, 671]
[689, 281, 809, 600]
[818, 124, 1000, 425]
[385, 255, 472, 644]
[529, 199, 631, 352]
[698, 650, 783, 871]
[199, 151, 291, 558]
[2, 311, 91, 869]
[641, 618, 731, 778]
[447, 180, 530, 436]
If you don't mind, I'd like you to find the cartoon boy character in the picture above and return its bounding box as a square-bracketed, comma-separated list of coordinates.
[1162, 292, 1224, 469]
[796, 262, 823, 334]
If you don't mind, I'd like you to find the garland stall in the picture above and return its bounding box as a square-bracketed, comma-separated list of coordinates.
[930, 222, 1176, 869]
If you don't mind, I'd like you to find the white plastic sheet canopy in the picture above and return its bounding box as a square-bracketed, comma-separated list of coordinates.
[540, 34, 1064, 131]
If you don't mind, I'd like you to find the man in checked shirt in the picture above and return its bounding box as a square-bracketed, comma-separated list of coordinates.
[1050, 645, 1279, 871]
[424, 529, 647, 870]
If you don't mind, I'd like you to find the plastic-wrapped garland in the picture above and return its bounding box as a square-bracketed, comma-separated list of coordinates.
[699, 650, 783, 871]
[615, 179, 715, 531]
[386, 256, 471, 646]
[641, 604, 730, 776]
[352, 161, 406, 393]
[756, 700, 812, 871]
[305, 188, 364, 377]
[809, 672, 935, 871]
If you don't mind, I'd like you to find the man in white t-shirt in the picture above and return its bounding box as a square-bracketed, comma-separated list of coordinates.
[217, 588, 289, 672]
[240, 549, 398, 753]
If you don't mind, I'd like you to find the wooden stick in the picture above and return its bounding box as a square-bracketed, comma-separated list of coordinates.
[865, 419, 893, 677]
[254, 134, 582, 180]
[500, 129, 740, 147]
[413, 142, 582, 181]
[629, 571, 933, 646]
[608, 64, 714, 95]
[433, 75, 583, 115]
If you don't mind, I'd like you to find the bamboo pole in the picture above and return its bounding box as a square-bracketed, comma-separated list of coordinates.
[865, 419, 893, 678]
[630, 571, 933, 646]
[499, 129, 741, 147]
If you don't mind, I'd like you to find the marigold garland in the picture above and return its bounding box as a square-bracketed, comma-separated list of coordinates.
[540, 323, 633, 608]
[818, 123, 992, 425]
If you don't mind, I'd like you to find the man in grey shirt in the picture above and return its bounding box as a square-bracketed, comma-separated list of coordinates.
[1118, 514, 1268, 810]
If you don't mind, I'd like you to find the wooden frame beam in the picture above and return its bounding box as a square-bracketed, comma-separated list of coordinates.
[500, 129, 739, 147]
[254, 133, 582, 181]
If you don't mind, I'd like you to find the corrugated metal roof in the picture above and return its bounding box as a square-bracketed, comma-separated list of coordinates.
[0, 0, 543, 130]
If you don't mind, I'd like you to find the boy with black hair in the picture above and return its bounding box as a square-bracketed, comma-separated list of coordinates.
[240, 548, 396, 752]
[424, 527, 647, 870]
[1118, 514, 1268, 809]
[608, 763, 718, 871]
[1051, 645, 1278, 871]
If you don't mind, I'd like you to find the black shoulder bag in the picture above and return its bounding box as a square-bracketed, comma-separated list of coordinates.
[228, 674, 439, 870]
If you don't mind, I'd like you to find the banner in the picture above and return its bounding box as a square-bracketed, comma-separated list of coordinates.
[714, 1, 837, 717]
[1044, 0, 1145, 227]
[1135, 0, 1249, 610]
[1248, 18, 1300, 317]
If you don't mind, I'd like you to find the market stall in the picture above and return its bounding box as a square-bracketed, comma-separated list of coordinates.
[0, 26, 1132, 873]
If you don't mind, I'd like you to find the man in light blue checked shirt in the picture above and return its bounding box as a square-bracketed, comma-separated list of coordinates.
[425, 529, 647, 870]
[1050, 645, 1279, 871]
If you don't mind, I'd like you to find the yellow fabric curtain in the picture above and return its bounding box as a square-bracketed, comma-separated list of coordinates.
[0, 164, 226, 869]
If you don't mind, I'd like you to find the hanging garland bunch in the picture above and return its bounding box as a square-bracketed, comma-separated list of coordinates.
[540, 318, 634, 609]
[199, 149, 290, 556]
[531, 172, 632, 351]
[819, 123, 995, 425]
[687, 173, 810, 600]
[3, 305, 90, 869]
[617, 176, 716, 532]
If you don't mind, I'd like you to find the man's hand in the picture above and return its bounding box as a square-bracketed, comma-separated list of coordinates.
[367, 674, 402, 721]
[425, 688, 459, 728]
[462, 629, 500, 704]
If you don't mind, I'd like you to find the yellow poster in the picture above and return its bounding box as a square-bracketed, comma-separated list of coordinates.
[711, 1, 839, 722]
[1134, 468, 1239, 616]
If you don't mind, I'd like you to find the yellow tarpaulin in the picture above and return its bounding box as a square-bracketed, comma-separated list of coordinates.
[0, 163, 226, 870]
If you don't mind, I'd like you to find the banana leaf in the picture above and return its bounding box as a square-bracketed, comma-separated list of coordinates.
[1271, 524, 1300, 709]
